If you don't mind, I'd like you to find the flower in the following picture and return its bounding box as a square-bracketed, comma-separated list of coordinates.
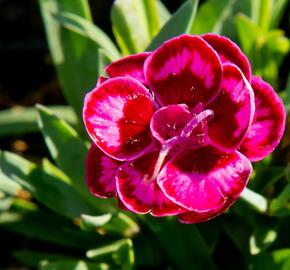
[83, 34, 285, 223]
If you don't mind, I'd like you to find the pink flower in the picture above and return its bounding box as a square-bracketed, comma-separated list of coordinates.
[83, 34, 285, 223]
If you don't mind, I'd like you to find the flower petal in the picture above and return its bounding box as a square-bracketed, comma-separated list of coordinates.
[157, 146, 252, 212]
[96, 76, 108, 86]
[145, 34, 222, 108]
[239, 76, 286, 161]
[202, 33, 251, 81]
[83, 77, 155, 161]
[86, 143, 121, 198]
[105, 52, 150, 85]
[150, 104, 191, 144]
[207, 64, 255, 151]
[116, 151, 186, 216]
[178, 202, 231, 224]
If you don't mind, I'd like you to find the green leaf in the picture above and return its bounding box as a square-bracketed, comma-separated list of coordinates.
[0, 169, 24, 197]
[97, 49, 112, 76]
[250, 249, 290, 270]
[190, 0, 235, 35]
[111, 0, 151, 55]
[80, 213, 113, 229]
[235, 14, 261, 56]
[270, 0, 289, 29]
[38, 0, 99, 120]
[142, 0, 160, 38]
[80, 212, 139, 238]
[40, 260, 110, 270]
[257, 0, 272, 32]
[0, 150, 35, 193]
[87, 239, 134, 270]
[145, 216, 217, 270]
[36, 105, 113, 212]
[0, 150, 96, 218]
[270, 184, 290, 214]
[0, 209, 107, 250]
[250, 225, 278, 255]
[0, 106, 76, 137]
[156, 0, 171, 26]
[54, 12, 121, 61]
[240, 187, 268, 213]
[285, 71, 290, 105]
[13, 250, 74, 268]
[147, 0, 199, 51]
[221, 215, 251, 258]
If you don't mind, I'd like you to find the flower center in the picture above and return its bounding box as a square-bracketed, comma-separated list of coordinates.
[149, 104, 214, 181]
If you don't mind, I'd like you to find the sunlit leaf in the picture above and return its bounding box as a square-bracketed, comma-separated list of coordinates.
[0, 106, 76, 137]
[111, 0, 151, 54]
[38, 0, 99, 120]
[54, 12, 121, 61]
[147, 0, 199, 51]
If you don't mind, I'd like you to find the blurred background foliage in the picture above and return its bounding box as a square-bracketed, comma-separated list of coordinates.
[0, 0, 290, 269]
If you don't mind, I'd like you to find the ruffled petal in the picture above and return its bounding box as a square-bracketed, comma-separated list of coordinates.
[150, 104, 191, 144]
[83, 77, 155, 161]
[157, 146, 252, 212]
[145, 34, 222, 108]
[105, 53, 150, 85]
[178, 202, 231, 224]
[116, 151, 186, 216]
[86, 143, 121, 198]
[207, 64, 255, 151]
[96, 76, 108, 86]
[239, 76, 286, 161]
[202, 33, 251, 81]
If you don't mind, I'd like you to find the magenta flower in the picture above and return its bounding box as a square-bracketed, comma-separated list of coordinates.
[83, 34, 285, 223]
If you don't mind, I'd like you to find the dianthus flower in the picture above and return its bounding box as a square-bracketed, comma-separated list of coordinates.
[83, 34, 285, 223]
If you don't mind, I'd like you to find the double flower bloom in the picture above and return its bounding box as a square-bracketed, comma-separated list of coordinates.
[83, 34, 285, 223]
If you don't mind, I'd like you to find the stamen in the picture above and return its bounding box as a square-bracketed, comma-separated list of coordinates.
[181, 109, 214, 138]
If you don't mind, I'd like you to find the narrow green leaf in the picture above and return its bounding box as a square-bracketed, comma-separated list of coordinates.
[0, 209, 107, 250]
[40, 260, 110, 270]
[142, 0, 160, 37]
[111, 0, 151, 54]
[249, 215, 278, 255]
[285, 71, 290, 105]
[0, 106, 77, 137]
[254, 0, 272, 32]
[145, 216, 217, 270]
[156, 0, 171, 25]
[0, 196, 13, 212]
[0, 150, 96, 218]
[270, 184, 290, 213]
[87, 239, 134, 270]
[235, 14, 261, 56]
[190, 0, 235, 34]
[13, 250, 74, 268]
[0, 170, 24, 197]
[147, 0, 199, 51]
[36, 104, 114, 212]
[270, 0, 289, 29]
[80, 212, 139, 238]
[0, 150, 35, 193]
[97, 49, 112, 76]
[30, 159, 97, 218]
[81, 213, 113, 229]
[240, 187, 268, 213]
[250, 249, 290, 270]
[221, 215, 251, 258]
[54, 12, 121, 61]
[38, 0, 99, 120]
